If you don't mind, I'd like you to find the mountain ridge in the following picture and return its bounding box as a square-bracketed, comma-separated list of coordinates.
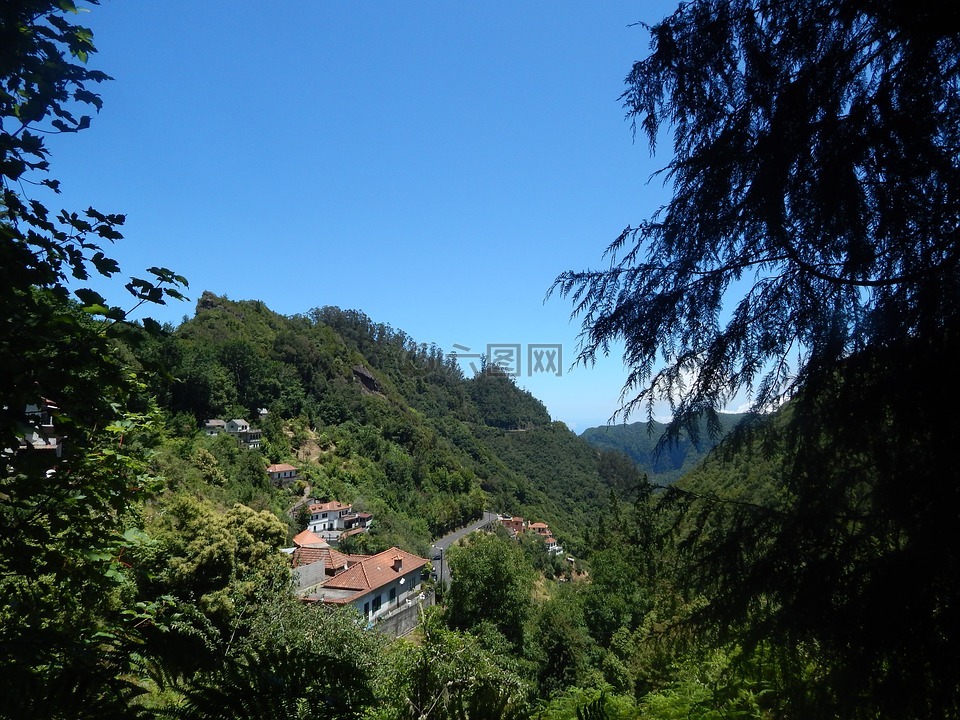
[579, 412, 748, 484]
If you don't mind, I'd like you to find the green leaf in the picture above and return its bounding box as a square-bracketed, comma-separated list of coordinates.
[74, 287, 106, 307]
[91, 251, 121, 276]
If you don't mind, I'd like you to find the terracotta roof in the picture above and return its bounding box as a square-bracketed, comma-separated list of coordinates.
[292, 546, 327, 568]
[292, 530, 327, 548]
[267, 463, 298, 473]
[310, 500, 351, 513]
[320, 547, 428, 594]
[529, 522, 549, 529]
[292, 545, 361, 570]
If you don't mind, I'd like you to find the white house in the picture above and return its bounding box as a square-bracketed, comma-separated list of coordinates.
[266, 463, 298, 487]
[304, 547, 429, 623]
[203, 419, 226, 436]
[308, 500, 354, 532]
[225, 418, 248, 434]
[203, 418, 263, 449]
[19, 401, 62, 457]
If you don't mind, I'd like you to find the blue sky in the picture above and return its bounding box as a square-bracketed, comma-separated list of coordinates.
[51, 1, 683, 431]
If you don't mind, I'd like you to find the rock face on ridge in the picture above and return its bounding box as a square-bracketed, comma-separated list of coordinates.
[352, 365, 383, 395]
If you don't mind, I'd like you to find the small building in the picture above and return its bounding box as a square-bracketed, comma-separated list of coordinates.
[225, 419, 249, 434]
[308, 500, 354, 532]
[544, 536, 564, 555]
[289, 530, 364, 591]
[292, 529, 328, 548]
[267, 462, 298, 487]
[528, 521, 551, 537]
[17, 401, 63, 457]
[344, 512, 373, 531]
[225, 418, 262, 449]
[203, 418, 262, 449]
[500, 516, 526, 536]
[203, 419, 226, 436]
[498, 515, 563, 554]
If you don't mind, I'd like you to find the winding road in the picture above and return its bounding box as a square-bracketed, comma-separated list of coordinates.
[429, 511, 498, 585]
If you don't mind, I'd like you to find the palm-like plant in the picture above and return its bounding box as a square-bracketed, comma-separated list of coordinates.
[165, 645, 372, 720]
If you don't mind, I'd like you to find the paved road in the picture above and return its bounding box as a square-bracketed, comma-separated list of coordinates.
[429, 511, 498, 586]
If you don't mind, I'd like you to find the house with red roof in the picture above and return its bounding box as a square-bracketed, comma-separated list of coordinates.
[308, 500, 354, 532]
[289, 530, 362, 590]
[303, 547, 429, 623]
[291, 529, 327, 548]
[528, 521, 551, 537]
[500, 516, 526, 536]
[499, 515, 564, 555]
[266, 462, 299, 487]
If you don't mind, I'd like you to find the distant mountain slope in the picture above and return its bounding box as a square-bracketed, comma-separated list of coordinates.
[580, 413, 747, 484]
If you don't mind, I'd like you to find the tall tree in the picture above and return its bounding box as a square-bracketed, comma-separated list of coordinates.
[445, 532, 534, 649]
[553, 1, 960, 717]
[1, 2, 186, 715]
[553, 0, 960, 426]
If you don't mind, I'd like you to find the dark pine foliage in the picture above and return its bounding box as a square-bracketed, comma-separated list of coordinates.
[554, 1, 960, 717]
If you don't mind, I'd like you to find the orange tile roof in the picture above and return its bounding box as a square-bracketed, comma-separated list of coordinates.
[292, 545, 363, 570]
[309, 500, 351, 513]
[320, 547, 428, 594]
[292, 529, 328, 548]
[292, 546, 326, 568]
[267, 463, 297, 473]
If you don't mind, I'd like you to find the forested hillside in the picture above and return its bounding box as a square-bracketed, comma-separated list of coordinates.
[132, 291, 619, 553]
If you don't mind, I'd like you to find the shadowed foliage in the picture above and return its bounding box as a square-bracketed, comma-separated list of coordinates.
[554, 1, 960, 716]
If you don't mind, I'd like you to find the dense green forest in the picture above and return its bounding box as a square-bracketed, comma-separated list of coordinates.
[3, 1, 959, 719]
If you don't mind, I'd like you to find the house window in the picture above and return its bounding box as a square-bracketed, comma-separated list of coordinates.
[389, 587, 397, 603]
[372, 594, 382, 612]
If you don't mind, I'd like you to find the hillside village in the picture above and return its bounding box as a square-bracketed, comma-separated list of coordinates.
[283, 505, 564, 636]
[195, 408, 570, 637]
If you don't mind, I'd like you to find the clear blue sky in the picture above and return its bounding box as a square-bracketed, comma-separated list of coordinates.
[52, 1, 684, 431]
